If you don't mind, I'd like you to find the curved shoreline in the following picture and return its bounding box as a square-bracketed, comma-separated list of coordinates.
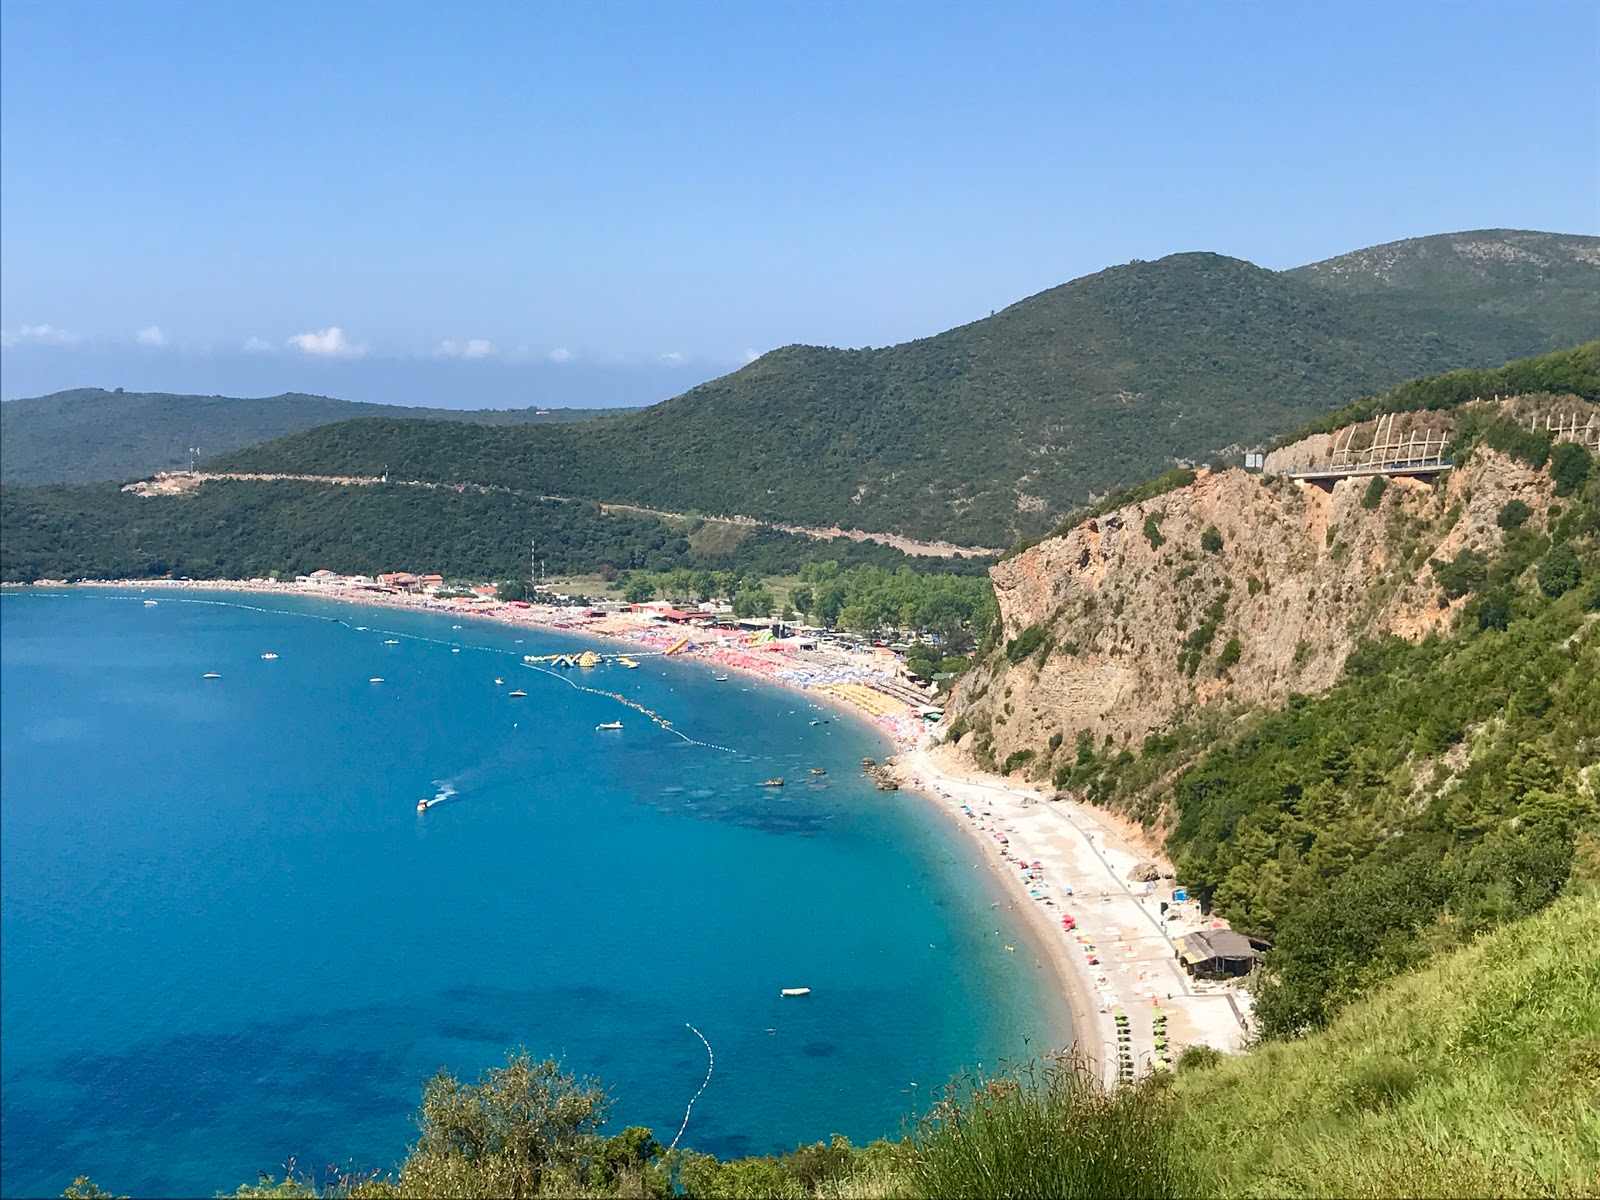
[16, 579, 1248, 1074]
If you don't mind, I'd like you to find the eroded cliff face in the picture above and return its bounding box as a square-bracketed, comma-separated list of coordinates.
[950, 399, 1593, 775]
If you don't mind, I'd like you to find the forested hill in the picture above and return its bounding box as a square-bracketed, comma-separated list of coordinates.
[1289, 228, 1600, 359]
[0, 388, 635, 485]
[215, 230, 1600, 546]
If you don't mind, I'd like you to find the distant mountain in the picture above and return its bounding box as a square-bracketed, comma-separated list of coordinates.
[0, 389, 636, 485]
[216, 231, 1599, 545]
[1289, 229, 1600, 361]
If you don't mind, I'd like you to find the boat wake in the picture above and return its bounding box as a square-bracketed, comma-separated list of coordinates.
[417, 782, 458, 812]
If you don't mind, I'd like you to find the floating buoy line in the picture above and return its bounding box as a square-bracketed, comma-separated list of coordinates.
[667, 1023, 715, 1152]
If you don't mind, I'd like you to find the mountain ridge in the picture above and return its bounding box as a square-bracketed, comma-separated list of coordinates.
[213, 231, 1597, 544]
[0, 388, 635, 486]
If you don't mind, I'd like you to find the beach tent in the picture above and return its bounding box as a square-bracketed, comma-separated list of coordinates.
[1175, 929, 1258, 978]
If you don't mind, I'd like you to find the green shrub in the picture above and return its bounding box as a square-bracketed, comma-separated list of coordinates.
[1478, 416, 1552, 469]
[1361, 476, 1388, 510]
[1216, 635, 1242, 671]
[1175, 1044, 1223, 1074]
[1143, 512, 1167, 549]
[1431, 549, 1487, 600]
[1004, 626, 1047, 663]
[1495, 498, 1533, 530]
[1001, 748, 1037, 775]
[1200, 525, 1224, 554]
[906, 1061, 1192, 1199]
[1538, 543, 1581, 597]
[1475, 589, 1513, 631]
[1550, 440, 1593, 497]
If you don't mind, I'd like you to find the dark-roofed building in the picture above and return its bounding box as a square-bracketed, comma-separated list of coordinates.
[1176, 928, 1259, 979]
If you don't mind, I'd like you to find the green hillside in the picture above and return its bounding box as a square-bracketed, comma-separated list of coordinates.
[213, 232, 1599, 546]
[1163, 890, 1600, 1198]
[1291, 228, 1600, 359]
[0, 479, 986, 587]
[0, 388, 634, 486]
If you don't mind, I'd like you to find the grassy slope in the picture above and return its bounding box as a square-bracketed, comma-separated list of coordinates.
[1168, 890, 1600, 1199]
[213, 234, 1599, 546]
[0, 388, 633, 485]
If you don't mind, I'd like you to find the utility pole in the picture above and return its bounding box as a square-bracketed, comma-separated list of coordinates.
[188, 445, 199, 471]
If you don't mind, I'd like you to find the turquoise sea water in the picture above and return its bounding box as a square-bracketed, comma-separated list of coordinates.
[0, 590, 1068, 1198]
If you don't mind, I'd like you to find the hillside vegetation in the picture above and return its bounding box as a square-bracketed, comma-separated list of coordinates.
[212, 232, 1600, 546]
[0, 389, 631, 486]
[0, 479, 987, 587]
[1289, 228, 1600, 360]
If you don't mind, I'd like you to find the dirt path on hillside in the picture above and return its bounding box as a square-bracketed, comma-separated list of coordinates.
[122, 471, 1000, 558]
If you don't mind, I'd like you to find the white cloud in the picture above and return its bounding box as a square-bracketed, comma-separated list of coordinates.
[438, 337, 494, 360]
[243, 336, 274, 353]
[548, 346, 572, 363]
[1, 323, 80, 348]
[137, 325, 166, 346]
[660, 351, 687, 365]
[287, 326, 367, 358]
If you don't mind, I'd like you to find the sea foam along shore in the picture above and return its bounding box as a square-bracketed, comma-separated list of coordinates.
[42, 578, 1250, 1078]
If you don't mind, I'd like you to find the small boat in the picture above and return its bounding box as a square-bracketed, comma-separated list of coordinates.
[780, 987, 811, 997]
[494, 677, 504, 685]
[597, 721, 624, 730]
[202, 672, 221, 679]
[713, 673, 729, 682]
[508, 690, 527, 698]
[382, 639, 399, 645]
[761, 778, 784, 787]
[451, 624, 462, 629]
[417, 797, 430, 813]
[451, 648, 461, 654]
[369, 677, 385, 683]
[260, 652, 278, 660]
[810, 768, 827, 776]
[144, 600, 158, 607]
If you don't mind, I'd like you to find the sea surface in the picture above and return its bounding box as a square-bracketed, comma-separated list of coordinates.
[0, 590, 1069, 1198]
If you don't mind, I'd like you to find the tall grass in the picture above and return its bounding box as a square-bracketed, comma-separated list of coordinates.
[1169, 891, 1600, 1198]
[902, 1057, 1191, 1199]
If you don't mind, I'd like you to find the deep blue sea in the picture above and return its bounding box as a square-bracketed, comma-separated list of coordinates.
[0, 590, 1068, 1198]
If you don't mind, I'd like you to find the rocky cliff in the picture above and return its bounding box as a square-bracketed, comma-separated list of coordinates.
[949, 394, 1597, 779]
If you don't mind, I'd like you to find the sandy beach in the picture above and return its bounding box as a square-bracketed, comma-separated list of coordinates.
[29, 577, 1253, 1079]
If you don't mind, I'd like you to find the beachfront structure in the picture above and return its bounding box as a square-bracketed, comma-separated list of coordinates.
[1175, 929, 1259, 979]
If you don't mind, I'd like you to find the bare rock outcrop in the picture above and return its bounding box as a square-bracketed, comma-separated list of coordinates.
[950, 396, 1594, 775]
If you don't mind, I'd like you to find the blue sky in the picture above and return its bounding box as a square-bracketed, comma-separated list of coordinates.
[3, 0, 1596, 406]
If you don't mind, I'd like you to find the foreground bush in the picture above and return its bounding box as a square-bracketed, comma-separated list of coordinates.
[903, 1058, 1190, 1199]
